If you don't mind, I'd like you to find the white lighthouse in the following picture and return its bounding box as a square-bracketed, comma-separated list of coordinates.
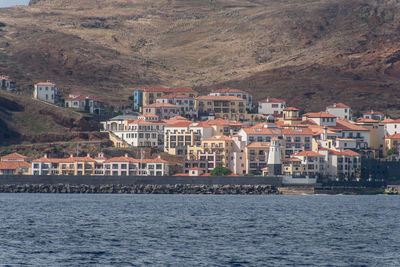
[267, 137, 282, 176]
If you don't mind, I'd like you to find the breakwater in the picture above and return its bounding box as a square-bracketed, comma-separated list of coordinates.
[0, 184, 279, 194]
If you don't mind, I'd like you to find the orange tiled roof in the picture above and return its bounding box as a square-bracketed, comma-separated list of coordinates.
[363, 111, 383, 115]
[36, 82, 55, 86]
[137, 86, 169, 92]
[327, 149, 360, 157]
[210, 88, 249, 94]
[203, 118, 245, 127]
[281, 128, 314, 135]
[294, 151, 324, 157]
[386, 133, 400, 139]
[327, 102, 350, 108]
[157, 94, 192, 99]
[259, 97, 285, 103]
[143, 103, 179, 108]
[283, 158, 302, 162]
[0, 161, 30, 170]
[196, 95, 245, 101]
[304, 112, 336, 118]
[1, 153, 27, 160]
[166, 121, 193, 128]
[283, 107, 299, 111]
[357, 118, 379, 123]
[32, 156, 96, 163]
[173, 173, 189, 176]
[242, 127, 279, 135]
[246, 142, 271, 148]
[332, 119, 369, 131]
[126, 119, 165, 125]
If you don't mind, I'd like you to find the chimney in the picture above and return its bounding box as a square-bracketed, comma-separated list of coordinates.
[333, 103, 336, 107]
[124, 153, 129, 157]
[87, 153, 90, 157]
[44, 153, 48, 158]
[323, 126, 328, 141]
[98, 152, 104, 158]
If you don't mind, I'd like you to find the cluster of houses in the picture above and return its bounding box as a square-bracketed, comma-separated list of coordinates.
[0, 152, 169, 177]
[4, 83, 400, 182]
[33, 81, 106, 115]
[100, 86, 400, 180]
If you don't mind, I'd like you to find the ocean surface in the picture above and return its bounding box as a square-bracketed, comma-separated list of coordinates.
[0, 194, 399, 266]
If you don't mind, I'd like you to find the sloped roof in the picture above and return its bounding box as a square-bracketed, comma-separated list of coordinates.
[327, 102, 350, 108]
[259, 97, 285, 103]
[294, 151, 324, 157]
[304, 112, 336, 118]
[210, 88, 249, 94]
[196, 95, 245, 101]
[0, 161, 30, 170]
[143, 103, 179, 108]
[1, 153, 27, 161]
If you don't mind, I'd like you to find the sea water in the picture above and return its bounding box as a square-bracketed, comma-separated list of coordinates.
[0, 194, 399, 266]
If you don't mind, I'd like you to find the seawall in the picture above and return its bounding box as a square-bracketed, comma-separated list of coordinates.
[0, 175, 282, 194]
[0, 184, 279, 194]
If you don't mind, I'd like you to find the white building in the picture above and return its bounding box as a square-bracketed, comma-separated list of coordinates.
[64, 92, 105, 115]
[383, 119, 400, 136]
[237, 123, 280, 145]
[293, 151, 326, 177]
[163, 121, 213, 155]
[208, 88, 253, 110]
[319, 149, 361, 179]
[33, 81, 59, 104]
[258, 97, 286, 116]
[303, 112, 337, 127]
[363, 110, 384, 121]
[326, 103, 352, 120]
[103, 155, 168, 176]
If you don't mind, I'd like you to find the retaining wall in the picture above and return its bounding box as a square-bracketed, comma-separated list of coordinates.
[0, 175, 282, 186]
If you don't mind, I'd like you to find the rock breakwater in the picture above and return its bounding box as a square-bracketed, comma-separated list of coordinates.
[0, 184, 279, 194]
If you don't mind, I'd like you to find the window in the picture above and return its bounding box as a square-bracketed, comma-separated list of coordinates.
[305, 137, 310, 142]
[112, 164, 118, 169]
[121, 164, 127, 169]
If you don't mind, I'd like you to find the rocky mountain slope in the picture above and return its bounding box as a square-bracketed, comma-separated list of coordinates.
[1, 0, 400, 113]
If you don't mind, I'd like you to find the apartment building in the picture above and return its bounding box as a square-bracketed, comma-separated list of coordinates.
[103, 155, 168, 176]
[208, 88, 253, 110]
[195, 95, 246, 120]
[281, 128, 313, 158]
[237, 123, 280, 145]
[133, 86, 197, 112]
[326, 103, 352, 120]
[293, 151, 326, 177]
[31, 154, 98, 176]
[142, 103, 180, 119]
[156, 94, 196, 118]
[187, 135, 234, 172]
[258, 97, 286, 116]
[164, 121, 213, 156]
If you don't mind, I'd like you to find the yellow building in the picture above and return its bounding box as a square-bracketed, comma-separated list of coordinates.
[356, 118, 385, 157]
[244, 142, 270, 174]
[187, 135, 234, 170]
[281, 107, 301, 125]
[282, 158, 306, 176]
[384, 133, 400, 155]
[195, 95, 247, 120]
[134, 86, 198, 112]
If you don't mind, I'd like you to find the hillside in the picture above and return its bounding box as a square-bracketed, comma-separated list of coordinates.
[1, 0, 400, 113]
[0, 90, 103, 146]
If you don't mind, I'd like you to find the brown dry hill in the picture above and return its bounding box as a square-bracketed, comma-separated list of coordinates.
[1, 0, 400, 113]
